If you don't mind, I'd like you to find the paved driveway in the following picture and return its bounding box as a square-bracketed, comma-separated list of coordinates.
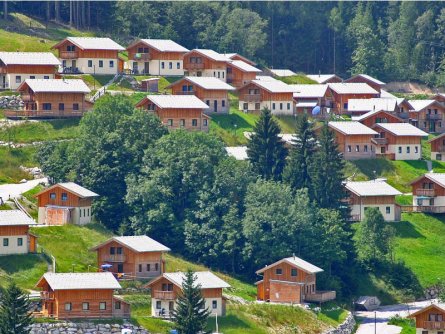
[355, 299, 436, 334]
[0, 178, 47, 203]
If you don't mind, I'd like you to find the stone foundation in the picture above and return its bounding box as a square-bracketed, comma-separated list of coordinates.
[323, 312, 355, 334]
[28, 322, 149, 334]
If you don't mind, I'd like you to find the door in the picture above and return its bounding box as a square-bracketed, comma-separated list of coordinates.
[72, 60, 77, 71]
[144, 62, 149, 74]
[214, 100, 218, 113]
[430, 121, 436, 132]
[117, 263, 124, 273]
[132, 62, 138, 74]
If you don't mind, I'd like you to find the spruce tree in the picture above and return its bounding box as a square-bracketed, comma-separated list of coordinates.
[171, 270, 210, 334]
[311, 123, 347, 211]
[247, 108, 287, 180]
[0, 282, 33, 334]
[283, 113, 316, 192]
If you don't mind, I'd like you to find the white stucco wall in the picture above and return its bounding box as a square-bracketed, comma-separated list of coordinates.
[239, 100, 295, 115]
[151, 297, 224, 317]
[4, 73, 55, 90]
[0, 235, 29, 255]
[351, 204, 398, 221]
[416, 329, 444, 334]
[128, 60, 184, 76]
[387, 144, 422, 160]
[413, 195, 445, 207]
[74, 206, 93, 225]
[61, 58, 119, 75]
[203, 98, 229, 114]
[431, 152, 445, 161]
[186, 69, 227, 82]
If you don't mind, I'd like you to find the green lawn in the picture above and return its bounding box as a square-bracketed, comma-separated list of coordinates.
[63, 74, 115, 91]
[388, 316, 415, 334]
[0, 254, 48, 290]
[0, 146, 38, 184]
[396, 194, 413, 206]
[275, 74, 317, 85]
[0, 119, 80, 143]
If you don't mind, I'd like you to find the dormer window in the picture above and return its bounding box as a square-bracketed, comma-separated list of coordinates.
[275, 268, 283, 275]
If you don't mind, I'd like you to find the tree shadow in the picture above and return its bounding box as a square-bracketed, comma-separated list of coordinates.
[350, 159, 395, 179]
[0, 254, 46, 274]
[394, 220, 424, 239]
[212, 113, 253, 131]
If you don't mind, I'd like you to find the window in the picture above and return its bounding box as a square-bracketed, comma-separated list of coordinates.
[275, 268, 283, 275]
[222, 72, 225, 79]
[192, 119, 198, 127]
[139, 264, 142, 272]
[424, 122, 427, 128]
[287, 103, 291, 110]
[343, 103, 348, 110]
[280, 103, 283, 110]
[3, 238, 9, 247]
[62, 60, 66, 67]
[155, 263, 159, 271]
[355, 145, 360, 152]
[364, 145, 368, 152]
[398, 147, 402, 154]
[272, 103, 276, 110]
[407, 146, 410, 153]
[115, 301, 121, 310]
[180, 119, 185, 127]
[212, 300, 218, 309]
[99, 60, 103, 68]
[182, 85, 188, 92]
[243, 103, 248, 110]
[73, 103, 79, 111]
[415, 146, 419, 153]
[43, 103, 52, 111]
[156, 301, 161, 309]
[291, 268, 298, 277]
[147, 264, 151, 271]
[177, 62, 180, 69]
[169, 301, 174, 311]
[59, 103, 64, 111]
[161, 62, 165, 69]
[203, 119, 208, 127]
[44, 76, 49, 79]
[88, 60, 93, 67]
[16, 76, 21, 83]
[347, 145, 352, 153]
[17, 238, 23, 246]
[169, 62, 172, 69]
[206, 100, 210, 106]
[82, 302, 89, 311]
[50, 193, 56, 199]
[61, 193, 68, 201]
[110, 247, 117, 255]
[30, 76, 35, 79]
[109, 60, 114, 68]
[386, 206, 391, 214]
[65, 303, 72, 311]
[167, 119, 173, 126]
[116, 247, 122, 255]
[222, 100, 226, 107]
[255, 103, 260, 110]
[99, 302, 106, 310]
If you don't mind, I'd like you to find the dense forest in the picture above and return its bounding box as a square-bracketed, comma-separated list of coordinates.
[4, 1, 445, 85]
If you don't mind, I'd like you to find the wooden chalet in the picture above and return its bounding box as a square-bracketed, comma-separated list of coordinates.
[428, 133, 445, 161]
[238, 77, 295, 115]
[306, 74, 342, 84]
[372, 123, 428, 160]
[167, 76, 235, 113]
[36, 272, 130, 319]
[347, 98, 398, 116]
[378, 90, 413, 120]
[409, 304, 445, 333]
[410, 173, 445, 214]
[256, 256, 335, 304]
[135, 94, 210, 131]
[4, 79, 91, 119]
[352, 109, 404, 128]
[290, 84, 333, 116]
[146, 271, 230, 317]
[408, 99, 445, 133]
[36, 182, 99, 226]
[328, 83, 379, 114]
[328, 121, 377, 160]
[223, 53, 257, 66]
[226, 60, 262, 88]
[345, 74, 385, 92]
[91, 236, 170, 279]
[125, 39, 188, 76]
[183, 49, 231, 81]
[0, 210, 37, 256]
[0, 52, 60, 90]
[52, 37, 125, 75]
[344, 180, 402, 222]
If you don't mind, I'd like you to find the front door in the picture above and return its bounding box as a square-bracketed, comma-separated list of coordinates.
[117, 263, 124, 273]
[132, 62, 138, 74]
[144, 62, 149, 74]
[72, 60, 77, 71]
[430, 121, 436, 132]
[214, 100, 218, 112]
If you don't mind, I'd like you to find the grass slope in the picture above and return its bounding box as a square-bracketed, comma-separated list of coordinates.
[0, 146, 38, 184]
[275, 74, 317, 85]
[0, 254, 48, 289]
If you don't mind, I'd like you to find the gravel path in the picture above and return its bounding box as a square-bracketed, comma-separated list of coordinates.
[0, 177, 47, 202]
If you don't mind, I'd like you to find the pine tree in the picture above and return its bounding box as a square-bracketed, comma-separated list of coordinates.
[0, 282, 33, 334]
[311, 123, 347, 211]
[283, 113, 316, 192]
[171, 270, 210, 334]
[247, 108, 287, 180]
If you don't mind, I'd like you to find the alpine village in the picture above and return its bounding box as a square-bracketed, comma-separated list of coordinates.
[4, 2, 445, 334]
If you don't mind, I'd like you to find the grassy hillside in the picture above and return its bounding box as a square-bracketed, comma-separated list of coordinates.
[0, 146, 38, 184]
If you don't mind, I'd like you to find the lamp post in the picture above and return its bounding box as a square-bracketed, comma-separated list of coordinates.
[374, 311, 377, 334]
[93, 65, 96, 91]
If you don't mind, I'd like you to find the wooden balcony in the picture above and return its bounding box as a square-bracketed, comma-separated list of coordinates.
[400, 205, 445, 213]
[152, 291, 176, 300]
[132, 53, 152, 61]
[426, 113, 442, 120]
[176, 91, 195, 95]
[40, 291, 55, 301]
[415, 189, 435, 197]
[4, 109, 86, 119]
[371, 137, 388, 145]
[59, 51, 79, 59]
[423, 321, 445, 330]
[435, 146, 445, 152]
[186, 63, 204, 70]
[103, 254, 126, 263]
[304, 291, 336, 303]
[242, 94, 261, 102]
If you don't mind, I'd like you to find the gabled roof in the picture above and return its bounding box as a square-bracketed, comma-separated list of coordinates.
[225, 146, 248, 160]
[346, 74, 385, 86]
[36, 182, 98, 198]
[0, 52, 60, 66]
[345, 180, 401, 197]
[127, 39, 188, 52]
[409, 304, 445, 318]
[374, 123, 428, 137]
[306, 74, 342, 84]
[187, 49, 231, 62]
[137, 95, 209, 109]
[90, 235, 170, 253]
[36, 272, 121, 290]
[410, 173, 445, 188]
[147, 271, 230, 290]
[352, 109, 403, 122]
[348, 98, 397, 113]
[428, 133, 445, 143]
[242, 79, 294, 94]
[0, 210, 36, 226]
[408, 99, 439, 112]
[329, 121, 377, 136]
[229, 60, 261, 73]
[269, 69, 296, 77]
[53, 37, 125, 51]
[168, 77, 235, 91]
[380, 90, 397, 99]
[255, 75, 277, 81]
[256, 256, 323, 275]
[328, 83, 379, 95]
[223, 53, 256, 65]
[19, 79, 91, 94]
[290, 84, 329, 99]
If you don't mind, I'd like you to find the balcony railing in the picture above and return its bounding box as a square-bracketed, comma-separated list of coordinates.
[242, 94, 261, 102]
[152, 291, 176, 300]
[4, 109, 86, 119]
[103, 254, 126, 263]
[424, 321, 445, 330]
[304, 291, 336, 303]
[415, 189, 435, 197]
[40, 291, 55, 300]
[371, 137, 388, 145]
[435, 146, 445, 153]
[132, 53, 152, 61]
[59, 51, 79, 59]
[400, 206, 445, 213]
[186, 63, 204, 70]
[426, 113, 442, 120]
[176, 91, 195, 95]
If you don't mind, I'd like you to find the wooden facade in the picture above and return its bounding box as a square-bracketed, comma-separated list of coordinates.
[409, 305, 445, 332]
[226, 64, 258, 88]
[357, 110, 403, 128]
[345, 75, 384, 92]
[372, 125, 423, 160]
[429, 133, 445, 161]
[330, 90, 378, 114]
[331, 131, 376, 160]
[183, 50, 228, 71]
[53, 40, 119, 59]
[410, 101, 445, 133]
[409, 174, 445, 213]
[37, 185, 92, 208]
[0, 222, 37, 255]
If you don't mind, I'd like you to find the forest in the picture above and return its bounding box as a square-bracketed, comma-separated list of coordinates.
[4, 1, 445, 86]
